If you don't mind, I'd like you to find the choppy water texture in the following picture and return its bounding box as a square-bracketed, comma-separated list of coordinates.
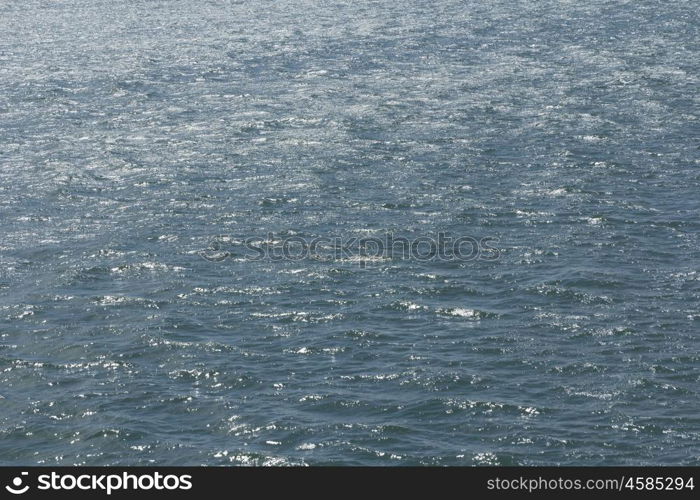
[1, 0, 699, 466]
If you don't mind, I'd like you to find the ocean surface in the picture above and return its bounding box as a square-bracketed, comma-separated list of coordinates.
[1, 0, 698, 466]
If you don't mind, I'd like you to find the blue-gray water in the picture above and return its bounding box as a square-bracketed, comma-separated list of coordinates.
[1, 0, 698, 465]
